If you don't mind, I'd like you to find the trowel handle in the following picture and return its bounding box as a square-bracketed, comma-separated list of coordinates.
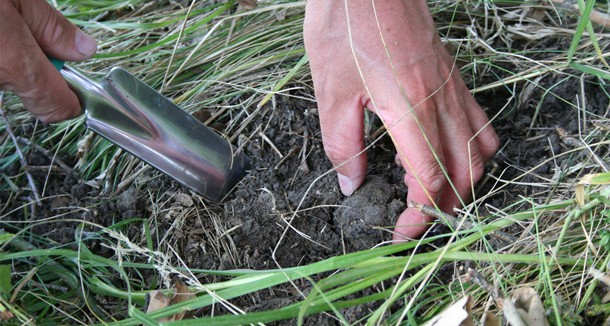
[48, 57, 102, 117]
[49, 57, 65, 71]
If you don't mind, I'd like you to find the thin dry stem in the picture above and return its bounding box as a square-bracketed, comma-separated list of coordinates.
[0, 92, 41, 206]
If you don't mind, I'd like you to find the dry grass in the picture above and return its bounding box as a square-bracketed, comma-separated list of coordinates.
[1, 0, 610, 324]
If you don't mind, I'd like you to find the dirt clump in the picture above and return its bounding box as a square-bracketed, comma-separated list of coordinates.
[334, 175, 403, 251]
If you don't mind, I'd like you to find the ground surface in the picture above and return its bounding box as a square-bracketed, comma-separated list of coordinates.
[2, 69, 608, 322]
[6, 73, 606, 260]
[2, 3, 610, 322]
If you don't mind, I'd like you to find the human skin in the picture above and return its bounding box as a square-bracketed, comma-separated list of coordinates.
[0, 0, 97, 123]
[304, 0, 500, 240]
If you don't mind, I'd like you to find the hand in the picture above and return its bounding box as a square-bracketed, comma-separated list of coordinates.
[304, 0, 499, 240]
[0, 0, 97, 122]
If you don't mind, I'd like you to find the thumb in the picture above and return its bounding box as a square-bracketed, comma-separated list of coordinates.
[16, 0, 97, 61]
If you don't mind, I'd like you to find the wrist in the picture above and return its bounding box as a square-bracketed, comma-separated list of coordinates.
[305, 0, 441, 66]
[306, 0, 435, 30]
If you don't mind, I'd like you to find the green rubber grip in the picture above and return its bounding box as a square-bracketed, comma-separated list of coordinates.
[49, 57, 65, 71]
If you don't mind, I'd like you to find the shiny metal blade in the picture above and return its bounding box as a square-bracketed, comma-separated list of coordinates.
[61, 65, 249, 200]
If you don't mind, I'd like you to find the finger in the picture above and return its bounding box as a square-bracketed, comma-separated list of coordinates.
[393, 174, 442, 240]
[374, 99, 447, 240]
[19, 56, 82, 123]
[317, 93, 368, 196]
[435, 98, 485, 215]
[392, 110, 478, 240]
[383, 104, 447, 207]
[0, 2, 81, 122]
[15, 0, 97, 61]
[461, 89, 500, 161]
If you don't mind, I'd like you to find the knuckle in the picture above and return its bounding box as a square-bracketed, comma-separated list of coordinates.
[45, 20, 66, 45]
[420, 170, 445, 195]
[409, 160, 446, 195]
[489, 132, 500, 154]
[36, 8, 68, 47]
[478, 128, 500, 158]
[485, 132, 501, 153]
[456, 155, 485, 183]
[322, 137, 357, 165]
[469, 159, 486, 182]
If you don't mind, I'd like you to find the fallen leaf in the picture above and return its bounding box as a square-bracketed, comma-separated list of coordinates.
[524, 7, 546, 21]
[146, 290, 173, 322]
[503, 299, 526, 326]
[238, 0, 257, 10]
[503, 287, 549, 326]
[171, 281, 196, 321]
[576, 172, 610, 206]
[145, 283, 196, 322]
[423, 296, 475, 326]
[274, 9, 287, 21]
[481, 312, 501, 326]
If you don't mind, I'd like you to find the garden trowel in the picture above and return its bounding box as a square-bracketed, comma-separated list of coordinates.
[54, 60, 250, 201]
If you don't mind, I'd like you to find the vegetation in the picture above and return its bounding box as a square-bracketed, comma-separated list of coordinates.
[1, 0, 610, 324]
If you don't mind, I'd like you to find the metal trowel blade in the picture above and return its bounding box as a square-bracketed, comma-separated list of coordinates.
[60, 65, 250, 201]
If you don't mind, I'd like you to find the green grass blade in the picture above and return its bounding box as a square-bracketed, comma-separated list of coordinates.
[570, 62, 610, 80]
[568, 0, 596, 62]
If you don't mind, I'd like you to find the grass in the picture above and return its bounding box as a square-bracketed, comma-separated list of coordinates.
[1, 0, 610, 324]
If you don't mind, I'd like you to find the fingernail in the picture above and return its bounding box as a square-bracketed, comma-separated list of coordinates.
[75, 30, 97, 58]
[338, 173, 355, 196]
[429, 178, 444, 194]
[394, 154, 403, 168]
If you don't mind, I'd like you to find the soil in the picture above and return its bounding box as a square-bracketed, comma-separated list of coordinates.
[8, 74, 607, 257]
[3, 28, 610, 326]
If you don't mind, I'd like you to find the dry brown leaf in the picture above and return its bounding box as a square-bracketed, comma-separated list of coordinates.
[503, 287, 549, 326]
[145, 283, 196, 322]
[503, 299, 526, 326]
[524, 6, 546, 21]
[171, 281, 196, 321]
[481, 312, 500, 326]
[575, 183, 586, 207]
[422, 296, 475, 326]
[146, 290, 173, 322]
[76, 132, 95, 160]
[549, 0, 610, 27]
[238, 0, 257, 10]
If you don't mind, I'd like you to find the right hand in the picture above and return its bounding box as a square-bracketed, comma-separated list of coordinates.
[0, 0, 97, 122]
[304, 0, 499, 240]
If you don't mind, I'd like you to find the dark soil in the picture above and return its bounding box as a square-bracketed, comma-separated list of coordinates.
[3, 70, 609, 322]
[8, 74, 606, 260]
